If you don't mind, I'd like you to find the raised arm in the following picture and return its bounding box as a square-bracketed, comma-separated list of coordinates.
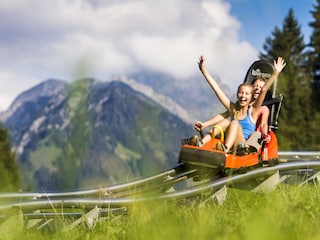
[198, 56, 232, 111]
[252, 57, 286, 114]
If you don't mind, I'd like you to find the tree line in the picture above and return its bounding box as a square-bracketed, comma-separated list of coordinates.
[260, 2, 320, 150]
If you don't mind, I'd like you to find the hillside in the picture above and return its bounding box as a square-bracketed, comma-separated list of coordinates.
[0, 78, 194, 191]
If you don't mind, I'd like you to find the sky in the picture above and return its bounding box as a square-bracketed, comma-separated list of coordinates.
[0, 0, 316, 111]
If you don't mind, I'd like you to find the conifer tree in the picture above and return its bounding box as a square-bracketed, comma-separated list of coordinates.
[0, 124, 21, 191]
[308, 0, 320, 149]
[260, 9, 315, 150]
[309, 0, 320, 110]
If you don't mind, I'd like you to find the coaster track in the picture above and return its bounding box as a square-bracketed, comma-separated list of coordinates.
[0, 151, 319, 230]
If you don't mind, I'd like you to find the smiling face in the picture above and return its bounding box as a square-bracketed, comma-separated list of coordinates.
[252, 78, 265, 100]
[237, 84, 253, 107]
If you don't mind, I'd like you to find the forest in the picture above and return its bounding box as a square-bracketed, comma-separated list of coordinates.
[259, 4, 320, 150]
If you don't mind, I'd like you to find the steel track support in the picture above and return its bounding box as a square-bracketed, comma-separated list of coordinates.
[36, 218, 54, 230]
[199, 185, 227, 207]
[298, 171, 320, 186]
[68, 206, 100, 230]
[25, 210, 43, 230]
[252, 171, 280, 193]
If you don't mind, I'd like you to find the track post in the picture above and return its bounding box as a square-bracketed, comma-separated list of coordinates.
[252, 171, 280, 193]
[199, 185, 227, 207]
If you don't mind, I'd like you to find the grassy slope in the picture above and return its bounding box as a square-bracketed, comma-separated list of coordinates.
[3, 184, 320, 239]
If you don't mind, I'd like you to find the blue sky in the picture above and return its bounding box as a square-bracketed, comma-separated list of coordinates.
[0, 0, 317, 112]
[228, 0, 316, 50]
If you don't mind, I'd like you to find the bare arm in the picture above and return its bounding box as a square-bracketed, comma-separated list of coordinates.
[252, 57, 286, 117]
[198, 56, 232, 111]
[259, 107, 270, 135]
[194, 111, 230, 131]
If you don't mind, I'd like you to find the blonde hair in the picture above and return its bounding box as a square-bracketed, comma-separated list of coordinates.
[237, 83, 254, 94]
[232, 83, 254, 120]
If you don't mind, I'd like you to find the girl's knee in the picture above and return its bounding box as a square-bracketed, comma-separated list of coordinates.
[229, 119, 240, 129]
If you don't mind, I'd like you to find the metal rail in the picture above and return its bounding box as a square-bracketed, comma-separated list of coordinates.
[0, 164, 189, 200]
[1, 160, 320, 211]
[1, 152, 320, 231]
[1, 152, 318, 201]
[279, 151, 320, 160]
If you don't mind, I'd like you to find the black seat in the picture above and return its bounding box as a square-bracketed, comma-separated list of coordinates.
[263, 94, 284, 132]
[243, 59, 284, 133]
[243, 60, 274, 84]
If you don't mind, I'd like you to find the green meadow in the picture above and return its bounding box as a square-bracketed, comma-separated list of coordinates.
[1, 184, 320, 240]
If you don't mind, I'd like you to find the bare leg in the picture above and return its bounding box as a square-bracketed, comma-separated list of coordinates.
[201, 133, 212, 144]
[224, 119, 245, 152]
[201, 118, 230, 145]
[212, 119, 230, 137]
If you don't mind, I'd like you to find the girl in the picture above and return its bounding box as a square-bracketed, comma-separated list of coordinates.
[193, 76, 270, 147]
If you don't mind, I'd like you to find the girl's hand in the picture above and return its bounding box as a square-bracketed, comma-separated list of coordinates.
[194, 121, 203, 132]
[263, 133, 271, 144]
[274, 57, 286, 73]
[198, 55, 205, 71]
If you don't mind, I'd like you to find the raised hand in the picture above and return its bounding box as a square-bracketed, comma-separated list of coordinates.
[198, 55, 206, 71]
[274, 57, 286, 73]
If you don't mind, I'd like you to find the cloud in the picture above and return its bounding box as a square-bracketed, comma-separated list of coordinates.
[0, 70, 37, 111]
[0, 0, 258, 111]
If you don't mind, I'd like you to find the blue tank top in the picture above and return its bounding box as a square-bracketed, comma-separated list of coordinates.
[238, 110, 255, 140]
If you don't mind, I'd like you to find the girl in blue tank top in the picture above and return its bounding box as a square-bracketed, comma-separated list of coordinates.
[237, 109, 256, 140]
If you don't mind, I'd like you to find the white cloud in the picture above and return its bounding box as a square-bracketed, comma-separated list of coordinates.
[0, 71, 37, 111]
[0, 0, 258, 111]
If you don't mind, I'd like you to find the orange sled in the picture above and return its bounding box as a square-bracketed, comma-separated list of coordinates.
[179, 130, 279, 171]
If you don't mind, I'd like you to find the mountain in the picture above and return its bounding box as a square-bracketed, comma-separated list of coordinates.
[129, 70, 234, 120]
[0, 78, 194, 191]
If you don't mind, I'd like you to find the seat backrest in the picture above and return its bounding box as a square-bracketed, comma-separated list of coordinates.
[243, 59, 284, 133]
[263, 94, 284, 132]
[243, 60, 274, 84]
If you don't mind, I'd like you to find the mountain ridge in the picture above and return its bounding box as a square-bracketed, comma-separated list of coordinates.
[0, 78, 194, 191]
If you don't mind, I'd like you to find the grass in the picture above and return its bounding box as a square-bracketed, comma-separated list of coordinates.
[2, 184, 320, 240]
